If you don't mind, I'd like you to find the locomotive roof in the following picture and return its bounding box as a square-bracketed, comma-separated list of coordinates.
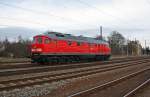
[43, 32, 108, 45]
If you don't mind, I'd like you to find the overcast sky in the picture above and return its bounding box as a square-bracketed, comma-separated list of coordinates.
[0, 0, 150, 46]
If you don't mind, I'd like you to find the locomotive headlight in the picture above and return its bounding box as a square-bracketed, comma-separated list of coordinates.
[36, 48, 42, 52]
[31, 49, 36, 52]
[31, 48, 42, 52]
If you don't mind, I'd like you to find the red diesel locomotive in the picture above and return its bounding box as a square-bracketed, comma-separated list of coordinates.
[31, 32, 111, 63]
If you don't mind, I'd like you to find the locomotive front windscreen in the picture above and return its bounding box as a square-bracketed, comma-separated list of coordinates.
[33, 37, 43, 44]
[37, 37, 42, 44]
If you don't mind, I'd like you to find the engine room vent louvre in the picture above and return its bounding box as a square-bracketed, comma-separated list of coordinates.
[65, 34, 71, 36]
[44, 31, 108, 44]
[55, 33, 65, 37]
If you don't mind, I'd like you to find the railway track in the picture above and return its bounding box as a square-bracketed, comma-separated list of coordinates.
[68, 68, 150, 97]
[0, 57, 149, 92]
[0, 56, 149, 77]
[0, 60, 30, 64]
[123, 78, 150, 97]
[0, 56, 148, 70]
[0, 62, 33, 69]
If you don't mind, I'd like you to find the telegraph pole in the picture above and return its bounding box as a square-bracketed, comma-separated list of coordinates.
[145, 40, 147, 55]
[100, 26, 102, 39]
[145, 40, 147, 48]
[127, 39, 129, 56]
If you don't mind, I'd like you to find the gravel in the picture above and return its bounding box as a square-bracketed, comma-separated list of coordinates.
[0, 80, 68, 97]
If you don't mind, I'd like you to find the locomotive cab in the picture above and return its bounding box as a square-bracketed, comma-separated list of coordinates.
[31, 36, 51, 52]
[31, 36, 44, 53]
[31, 35, 52, 63]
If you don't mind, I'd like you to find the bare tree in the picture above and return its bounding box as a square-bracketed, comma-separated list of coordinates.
[0, 36, 31, 58]
[108, 31, 125, 55]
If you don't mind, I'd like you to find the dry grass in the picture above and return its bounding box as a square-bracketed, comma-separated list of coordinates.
[0, 57, 30, 63]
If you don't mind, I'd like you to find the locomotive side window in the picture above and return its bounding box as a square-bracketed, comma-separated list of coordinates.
[45, 38, 50, 44]
[56, 34, 64, 37]
[90, 43, 94, 47]
[88, 43, 91, 46]
[53, 40, 57, 44]
[33, 38, 36, 43]
[37, 37, 42, 44]
[68, 41, 72, 46]
[77, 42, 81, 46]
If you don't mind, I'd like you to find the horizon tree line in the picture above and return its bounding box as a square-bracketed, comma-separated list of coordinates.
[0, 32, 149, 58]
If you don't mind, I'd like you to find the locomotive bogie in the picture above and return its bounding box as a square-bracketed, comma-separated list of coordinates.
[31, 54, 110, 64]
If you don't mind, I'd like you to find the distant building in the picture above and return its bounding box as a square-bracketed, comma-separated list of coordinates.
[127, 41, 142, 56]
[0, 43, 5, 52]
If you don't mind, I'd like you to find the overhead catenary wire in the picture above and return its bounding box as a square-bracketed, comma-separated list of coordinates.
[0, 17, 54, 30]
[76, 0, 133, 26]
[0, 0, 132, 29]
[146, 0, 150, 4]
[0, 24, 10, 27]
[0, 0, 131, 28]
[0, 0, 144, 34]
[75, 0, 150, 42]
[0, 16, 89, 33]
[0, 1, 82, 24]
[0, 16, 48, 26]
[55, 1, 119, 31]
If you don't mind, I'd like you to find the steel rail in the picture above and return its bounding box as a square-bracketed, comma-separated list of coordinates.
[123, 78, 150, 97]
[0, 59, 149, 91]
[0, 57, 149, 77]
[68, 68, 150, 97]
